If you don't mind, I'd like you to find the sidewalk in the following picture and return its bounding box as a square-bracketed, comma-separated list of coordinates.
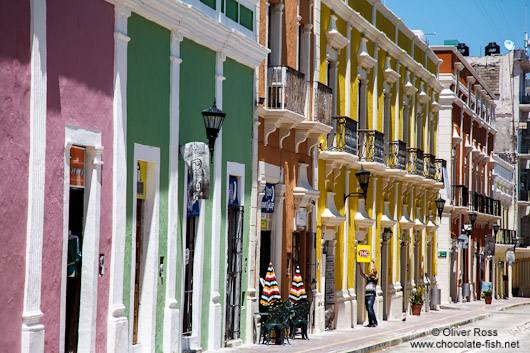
[225, 297, 530, 353]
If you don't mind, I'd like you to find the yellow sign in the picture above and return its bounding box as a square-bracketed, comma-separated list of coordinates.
[356, 245, 371, 263]
[137, 161, 147, 199]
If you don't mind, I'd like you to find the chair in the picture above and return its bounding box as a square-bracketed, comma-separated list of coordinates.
[290, 299, 310, 339]
[261, 301, 286, 345]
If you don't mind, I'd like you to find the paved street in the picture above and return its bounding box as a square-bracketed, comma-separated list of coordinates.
[381, 302, 530, 352]
[224, 298, 530, 353]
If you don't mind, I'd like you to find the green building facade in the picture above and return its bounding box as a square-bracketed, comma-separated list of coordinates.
[107, 1, 267, 352]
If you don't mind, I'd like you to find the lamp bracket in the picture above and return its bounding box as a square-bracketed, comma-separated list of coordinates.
[344, 191, 364, 203]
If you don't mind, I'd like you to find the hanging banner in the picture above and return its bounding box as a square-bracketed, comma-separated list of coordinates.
[443, 167, 451, 200]
[70, 146, 85, 188]
[356, 244, 371, 263]
[181, 142, 210, 200]
[137, 161, 147, 199]
[261, 183, 275, 213]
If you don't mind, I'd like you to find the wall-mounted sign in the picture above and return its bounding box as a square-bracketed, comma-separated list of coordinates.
[261, 213, 272, 231]
[181, 142, 210, 200]
[261, 183, 275, 213]
[506, 250, 515, 264]
[228, 176, 239, 206]
[356, 244, 371, 263]
[295, 207, 308, 230]
[70, 146, 85, 188]
[187, 174, 200, 217]
[137, 161, 147, 199]
[438, 251, 447, 258]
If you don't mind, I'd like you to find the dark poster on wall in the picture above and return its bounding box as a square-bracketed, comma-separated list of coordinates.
[181, 142, 210, 200]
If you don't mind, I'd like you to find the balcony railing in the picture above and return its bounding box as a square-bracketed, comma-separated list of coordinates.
[406, 148, 424, 176]
[313, 82, 333, 125]
[324, 116, 357, 155]
[387, 140, 407, 170]
[423, 154, 435, 179]
[496, 229, 517, 245]
[435, 159, 447, 183]
[358, 130, 385, 164]
[470, 191, 501, 216]
[452, 185, 469, 207]
[267, 66, 306, 115]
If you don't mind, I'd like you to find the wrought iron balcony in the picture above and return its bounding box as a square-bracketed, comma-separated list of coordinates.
[452, 185, 468, 207]
[323, 116, 357, 154]
[267, 66, 306, 115]
[435, 159, 446, 182]
[406, 148, 424, 176]
[496, 229, 516, 245]
[358, 129, 385, 164]
[313, 82, 333, 126]
[423, 154, 435, 179]
[470, 191, 501, 216]
[387, 140, 407, 170]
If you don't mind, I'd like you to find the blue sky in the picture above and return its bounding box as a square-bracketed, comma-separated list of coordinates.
[384, 0, 527, 56]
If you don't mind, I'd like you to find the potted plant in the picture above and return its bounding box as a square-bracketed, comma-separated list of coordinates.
[410, 286, 424, 316]
[481, 290, 492, 304]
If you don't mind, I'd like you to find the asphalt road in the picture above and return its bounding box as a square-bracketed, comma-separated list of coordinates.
[380, 305, 530, 353]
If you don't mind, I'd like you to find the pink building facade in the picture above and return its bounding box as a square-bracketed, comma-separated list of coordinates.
[1, 0, 115, 352]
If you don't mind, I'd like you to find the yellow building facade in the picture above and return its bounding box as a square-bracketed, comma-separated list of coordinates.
[313, 0, 445, 330]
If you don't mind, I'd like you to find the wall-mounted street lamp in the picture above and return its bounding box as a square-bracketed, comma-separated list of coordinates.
[468, 211, 477, 229]
[493, 223, 500, 236]
[202, 100, 226, 161]
[435, 196, 446, 222]
[344, 167, 371, 202]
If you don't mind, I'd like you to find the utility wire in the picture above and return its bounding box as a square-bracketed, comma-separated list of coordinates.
[442, 0, 487, 43]
[473, 0, 505, 41]
[493, 0, 518, 42]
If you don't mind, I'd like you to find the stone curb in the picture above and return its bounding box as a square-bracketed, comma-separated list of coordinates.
[337, 312, 491, 353]
[439, 300, 530, 312]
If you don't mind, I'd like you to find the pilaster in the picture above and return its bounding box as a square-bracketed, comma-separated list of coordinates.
[22, 0, 47, 351]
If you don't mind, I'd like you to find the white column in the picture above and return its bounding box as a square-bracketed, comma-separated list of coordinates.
[270, 4, 284, 66]
[372, 44, 379, 129]
[345, 25, 352, 117]
[164, 30, 183, 353]
[21, 0, 47, 351]
[107, 4, 130, 353]
[209, 51, 226, 351]
[394, 61, 401, 141]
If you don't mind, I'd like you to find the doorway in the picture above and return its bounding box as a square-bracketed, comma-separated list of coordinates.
[183, 216, 198, 336]
[133, 198, 143, 344]
[225, 204, 244, 341]
[65, 187, 84, 353]
[259, 231, 271, 312]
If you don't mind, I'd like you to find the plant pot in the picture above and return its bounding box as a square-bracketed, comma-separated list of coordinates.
[485, 296, 492, 304]
[411, 304, 422, 316]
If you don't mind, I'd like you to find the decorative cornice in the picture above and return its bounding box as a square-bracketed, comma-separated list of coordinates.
[323, 0, 442, 92]
[119, 0, 268, 68]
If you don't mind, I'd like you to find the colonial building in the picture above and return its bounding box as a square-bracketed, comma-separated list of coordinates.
[313, 0, 444, 330]
[434, 46, 499, 304]
[250, 0, 331, 340]
[1, 1, 266, 353]
[466, 49, 530, 298]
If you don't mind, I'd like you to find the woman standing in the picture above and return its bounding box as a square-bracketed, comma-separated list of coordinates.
[358, 259, 378, 327]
